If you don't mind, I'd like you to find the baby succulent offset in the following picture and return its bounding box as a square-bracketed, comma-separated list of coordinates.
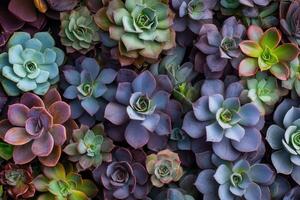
[0, 32, 64, 96]
[62, 57, 117, 127]
[64, 124, 114, 171]
[239, 25, 299, 80]
[94, 0, 176, 66]
[146, 149, 183, 187]
[266, 100, 300, 185]
[0, 88, 71, 167]
[33, 163, 98, 200]
[60, 7, 100, 54]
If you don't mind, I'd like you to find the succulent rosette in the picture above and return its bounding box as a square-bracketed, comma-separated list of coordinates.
[62, 57, 117, 127]
[241, 72, 288, 115]
[266, 99, 300, 185]
[0, 31, 65, 96]
[33, 163, 98, 200]
[0, 163, 35, 199]
[59, 6, 100, 54]
[64, 124, 114, 171]
[0, 88, 71, 167]
[239, 25, 299, 80]
[195, 16, 245, 73]
[182, 79, 263, 161]
[146, 149, 183, 187]
[195, 159, 275, 200]
[93, 147, 149, 199]
[282, 56, 300, 97]
[104, 70, 173, 149]
[279, 0, 300, 46]
[94, 0, 176, 66]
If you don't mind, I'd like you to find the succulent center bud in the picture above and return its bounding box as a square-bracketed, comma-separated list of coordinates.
[75, 26, 87, 36]
[57, 180, 71, 197]
[291, 130, 300, 151]
[111, 168, 129, 183]
[135, 7, 156, 30]
[230, 172, 242, 187]
[24, 61, 38, 73]
[133, 95, 153, 114]
[220, 109, 233, 123]
[78, 83, 93, 97]
[260, 47, 278, 70]
[5, 169, 26, 186]
[155, 164, 171, 178]
[257, 87, 270, 97]
[221, 37, 237, 51]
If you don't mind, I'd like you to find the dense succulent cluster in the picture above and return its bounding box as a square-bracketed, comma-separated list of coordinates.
[1, 0, 300, 199]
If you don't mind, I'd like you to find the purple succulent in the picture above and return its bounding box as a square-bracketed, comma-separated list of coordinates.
[104, 70, 174, 150]
[182, 79, 264, 161]
[62, 57, 117, 127]
[195, 16, 245, 76]
[93, 147, 149, 200]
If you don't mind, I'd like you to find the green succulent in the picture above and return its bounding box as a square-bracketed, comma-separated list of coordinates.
[63, 124, 114, 171]
[0, 32, 64, 96]
[282, 56, 300, 97]
[33, 163, 98, 200]
[94, 0, 176, 66]
[60, 7, 100, 54]
[241, 72, 288, 115]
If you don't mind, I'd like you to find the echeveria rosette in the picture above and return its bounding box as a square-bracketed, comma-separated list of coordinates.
[62, 57, 117, 127]
[93, 147, 150, 199]
[104, 70, 173, 149]
[94, 0, 176, 67]
[282, 56, 300, 97]
[63, 124, 114, 171]
[0, 32, 64, 96]
[195, 159, 275, 200]
[195, 16, 245, 73]
[0, 88, 71, 167]
[279, 0, 300, 46]
[0, 163, 35, 199]
[59, 7, 100, 54]
[33, 163, 98, 200]
[241, 72, 288, 115]
[146, 149, 183, 187]
[266, 100, 300, 185]
[239, 25, 299, 80]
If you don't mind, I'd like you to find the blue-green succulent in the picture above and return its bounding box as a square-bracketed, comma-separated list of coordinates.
[0, 32, 64, 96]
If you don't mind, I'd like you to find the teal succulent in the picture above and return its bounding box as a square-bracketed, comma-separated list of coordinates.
[0, 32, 64, 96]
[241, 72, 288, 115]
[60, 7, 100, 54]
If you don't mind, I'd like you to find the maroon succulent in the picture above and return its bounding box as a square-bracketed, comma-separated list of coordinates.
[0, 163, 35, 199]
[0, 88, 71, 167]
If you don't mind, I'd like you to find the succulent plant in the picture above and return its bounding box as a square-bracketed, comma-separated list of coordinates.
[34, 0, 79, 14]
[104, 70, 173, 149]
[0, 88, 71, 167]
[239, 25, 299, 80]
[60, 7, 100, 54]
[146, 149, 183, 187]
[33, 163, 98, 200]
[62, 57, 117, 127]
[0, 32, 64, 96]
[282, 56, 300, 97]
[279, 0, 300, 46]
[241, 72, 288, 115]
[284, 186, 300, 200]
[195, 16, 246, 73]
[0, 163, 35, 199]
[94, 0, 176, 66]
[93, 147, 149, 199]
[153, 188, 195, 200]
[266, 99, 300, 185]
[64, 124, 114, 171]
[195, 159, 275, 200]
[182, 78, 263, 161]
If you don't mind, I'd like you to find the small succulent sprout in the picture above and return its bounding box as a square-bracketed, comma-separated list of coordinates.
[239, 25, 299, 80]
[195, 16, 245, 73]
[0, 163, 35, 199]
[282, 56, 300, 97]
[241, 72, 288, 115]
[33, 163, 98, 200]
[93, 147, 149, 199]
[0, 88, 71, 167]
[146, 149, 183, 187]
[62, 57, 117, 127]
[195, 159, 275, 200]
[94, 0, 176, 66]
[280, 0, 300, 46]
[0, 32, 64, 96]
[64, 124, 114, 171]
[266, 100, 300, 185]
[60, 7, 100, 54]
